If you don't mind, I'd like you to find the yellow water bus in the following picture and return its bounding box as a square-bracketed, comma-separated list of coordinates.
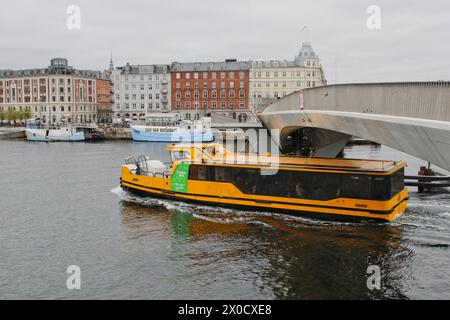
[120, 143, 408, 222]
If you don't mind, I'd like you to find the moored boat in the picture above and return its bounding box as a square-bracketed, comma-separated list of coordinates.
[120, 143, 409, 222]
[131, 113, 214, 143]
[26, 126, 85, 142]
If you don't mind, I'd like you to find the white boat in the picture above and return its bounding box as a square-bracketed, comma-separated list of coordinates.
[131, 113, 214, 142]
[26, 126, 85, 142]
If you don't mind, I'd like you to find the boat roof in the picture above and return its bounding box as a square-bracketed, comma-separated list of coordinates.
[195, 156, 405, 174]
[167, 143, 406, 174]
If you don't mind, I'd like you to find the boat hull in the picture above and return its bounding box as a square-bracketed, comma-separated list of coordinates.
[26, 129, 85, 142]
[120, 175, 408, 223]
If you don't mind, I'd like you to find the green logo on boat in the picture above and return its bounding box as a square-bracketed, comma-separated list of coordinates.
[171, 162, 190, 193]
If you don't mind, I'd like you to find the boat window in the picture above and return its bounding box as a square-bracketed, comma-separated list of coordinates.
[342, 174, 372, 199]
[290, 171, 313, 199]
[312, 173, 341, 200]
[171, 151, 190, 161]
[189, 165, 214, 181]
[391, 168, 404, 197]
[215, 166, 232, 182]
[232, 167, 260, 195]
[372, 176, 391, 200]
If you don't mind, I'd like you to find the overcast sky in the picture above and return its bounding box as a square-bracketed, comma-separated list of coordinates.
[0, 0, 449, 84]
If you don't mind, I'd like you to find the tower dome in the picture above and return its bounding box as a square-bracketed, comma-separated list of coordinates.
[294, 42, 317, 67]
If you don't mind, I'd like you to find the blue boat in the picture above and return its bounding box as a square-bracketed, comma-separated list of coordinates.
[130, 114, 214, 143]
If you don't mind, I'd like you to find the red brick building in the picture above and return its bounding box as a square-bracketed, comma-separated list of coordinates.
[170, 60, 250, 120]
[96, 78, 113, 123]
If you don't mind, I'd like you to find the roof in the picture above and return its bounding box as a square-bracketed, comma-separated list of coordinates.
[115, 63, 170, 75]
[294, 42, 318, 67]
[171, 61, 250, 72]
[167, 143, 406, 174]
[0, 58, 108, 80]
[198, 155, 406, 174]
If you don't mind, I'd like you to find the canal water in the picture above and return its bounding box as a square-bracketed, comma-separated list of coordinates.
[0, 140, 449, 299]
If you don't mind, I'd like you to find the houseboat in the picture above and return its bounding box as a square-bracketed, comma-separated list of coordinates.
[26, 126, 85, 142]
[131, 113, 214, 142]
[120, 143, 408, 222]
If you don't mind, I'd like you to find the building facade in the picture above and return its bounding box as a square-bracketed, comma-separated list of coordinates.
[170, 60, 250, 120]
[111, 63, 171, 124]
[96, 78, 113, 124]
[250, 42, 326, 112]
[0, 58, 102, 124]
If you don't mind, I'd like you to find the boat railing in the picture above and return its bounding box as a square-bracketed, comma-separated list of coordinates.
[137, 155, 149, 173]
[125, 157, 138, 166]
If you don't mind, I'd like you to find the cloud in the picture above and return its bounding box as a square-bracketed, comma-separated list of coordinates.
[0, 0, 449, 83]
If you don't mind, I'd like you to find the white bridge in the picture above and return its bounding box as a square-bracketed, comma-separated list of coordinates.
[258, 82, 450, 172]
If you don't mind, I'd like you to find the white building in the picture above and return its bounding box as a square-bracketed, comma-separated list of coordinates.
[111, 63, 171, 124]
[0, 58, 102, 124]
[250, 42, 327, 112]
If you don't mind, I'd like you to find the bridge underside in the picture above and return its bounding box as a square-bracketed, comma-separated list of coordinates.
[259, 110, 450, 172]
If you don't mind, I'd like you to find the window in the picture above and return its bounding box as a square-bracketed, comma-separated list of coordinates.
[312, 173, 340, 200]
[342, 175, 371, 199]
[391, 169, 404, 197]
[189, 165, 213, 181]
[372, 176, 390, 200]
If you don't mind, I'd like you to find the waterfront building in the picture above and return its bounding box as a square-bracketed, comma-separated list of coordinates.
[0, 58, 104, 124]
[249, 42, 326, 112]
[170, 60, 250, 120]
[111, 63, 171, 124]
[96, 78, 113, 124]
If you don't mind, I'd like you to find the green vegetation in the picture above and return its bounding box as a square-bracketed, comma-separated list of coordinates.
[0, 110, 32, 125]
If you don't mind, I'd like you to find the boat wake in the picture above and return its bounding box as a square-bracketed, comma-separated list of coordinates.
[110, 186, 376, 228]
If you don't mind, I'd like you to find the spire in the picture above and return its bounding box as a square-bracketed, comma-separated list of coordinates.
[109, 52, 114, 71]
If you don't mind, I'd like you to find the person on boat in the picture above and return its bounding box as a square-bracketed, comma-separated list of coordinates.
[295, 183, 305, 198]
